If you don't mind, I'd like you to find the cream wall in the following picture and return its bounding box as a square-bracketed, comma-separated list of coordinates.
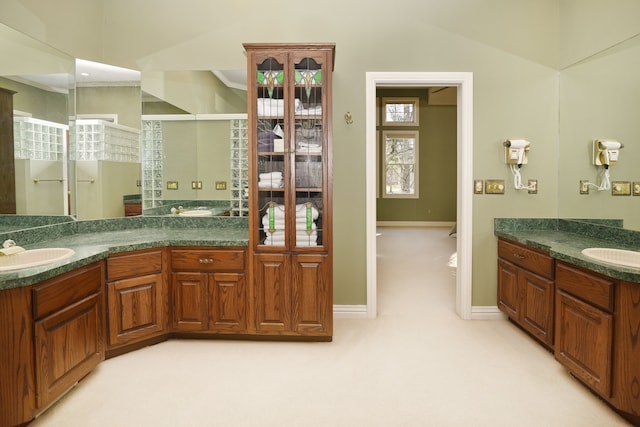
[1, 0, 638, 307]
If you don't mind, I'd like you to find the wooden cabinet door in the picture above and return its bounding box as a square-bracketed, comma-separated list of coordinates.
[172, 272, 208, 331]
[291, 254, 331, 335]
[254, 253, 291, 332]
[34, 293, 103, 410]
[497, 259, 519, 319]
[107, 273, 166, 346]
[209, 273, 247, 332]
[555, 290, 613, 397]
[520, 269, 554, 347]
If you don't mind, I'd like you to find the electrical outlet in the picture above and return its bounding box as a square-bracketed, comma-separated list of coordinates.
[474, 179, 483, 194]
[580, 180, 589, 195]
[528, 179, 538, 194]
[633, 182, 640, 196]
[485, 179, 505, 194]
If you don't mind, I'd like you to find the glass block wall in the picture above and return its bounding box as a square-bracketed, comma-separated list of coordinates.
[71, 119, 140, 162]
[230, 119, 248, 216]
[13, 117, 67, 160]
[141, 120, 163, 209]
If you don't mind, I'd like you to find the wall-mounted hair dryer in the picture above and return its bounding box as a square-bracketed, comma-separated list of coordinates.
[585, 139, 624, 192]
[504, 139, 530, 166]
[593, 139, 623, 167]
[504, 139, 534, 190]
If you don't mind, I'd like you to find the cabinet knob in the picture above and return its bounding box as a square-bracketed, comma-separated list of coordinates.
[513, 253, 526, 260]
[199, 258, 214, 264]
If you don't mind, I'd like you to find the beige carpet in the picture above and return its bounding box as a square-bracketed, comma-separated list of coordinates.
[31, 227, 632, 426]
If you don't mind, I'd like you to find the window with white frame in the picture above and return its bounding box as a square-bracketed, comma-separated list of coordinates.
[382, 97, 419, 126]
[383, 130, 418, 198]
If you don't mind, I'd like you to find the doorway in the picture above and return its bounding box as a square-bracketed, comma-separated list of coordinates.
[365, 72, 473, 319]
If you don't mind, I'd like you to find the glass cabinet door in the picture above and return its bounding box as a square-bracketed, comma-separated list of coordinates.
[248, 45, 332, 252]
[292, 55, 325, 248]
[254, 53, 288, 247]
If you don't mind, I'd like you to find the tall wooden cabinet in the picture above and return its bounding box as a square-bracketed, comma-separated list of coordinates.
[244, 43, 334, 339]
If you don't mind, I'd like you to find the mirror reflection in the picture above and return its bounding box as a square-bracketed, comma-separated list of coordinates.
[72, 58, 142, 220]
[140, 70, 247, 216]
[0, 23, 73, 218]
[558, 33, 640, 230]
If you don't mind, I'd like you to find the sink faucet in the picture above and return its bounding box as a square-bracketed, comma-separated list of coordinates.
[170, 206, 184, 215]
[2, 239, 16, 248]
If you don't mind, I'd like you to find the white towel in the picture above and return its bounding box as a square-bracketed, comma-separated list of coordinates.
[261, 203, 319, 220]
[264, 231, 318, 246]
[298, 105, 322, 115]
[259, 171, 283, 180]
[258, 180, 283, 188]
[297, 142, 322, 154]
[262, 217, 317, 230]
[257, 99, 302, 116]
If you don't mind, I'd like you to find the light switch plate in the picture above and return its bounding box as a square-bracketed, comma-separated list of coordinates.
[633, 182, 640, 196]
[485, 179, 505, 194]
[215, 181, 227, 190]
[612, 181, 631, 196]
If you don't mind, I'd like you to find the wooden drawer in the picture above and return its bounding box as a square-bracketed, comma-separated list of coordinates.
[107, 248, 163, 281]
[32, 261, 104, 320]
[498, 239, 554, 279]
[171, 248, 245, 272]
[556, 261, 615, 312]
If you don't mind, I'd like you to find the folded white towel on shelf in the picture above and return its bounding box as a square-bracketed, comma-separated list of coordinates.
[264, 230, 318, 239]
[298, 105, 322, 115]
[261, 203, 319, 220]
[261, 217, 317, 230]
[263, 230, 318, 246]
[257, 98, 302, 116]
[259, 171, 283, 180]
[258, 180, 283, 188]
[297, 142, 322, 153]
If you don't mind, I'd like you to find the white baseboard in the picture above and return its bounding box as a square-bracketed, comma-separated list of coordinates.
[333, 305, 368, 319]
[334, 305, 505, 320]
[376, 221, 455, 228]
[471, 306, 506, 320]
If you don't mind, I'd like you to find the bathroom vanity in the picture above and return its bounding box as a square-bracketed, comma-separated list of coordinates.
[0, 214, 332, 426]
[495, 219, 640, 425]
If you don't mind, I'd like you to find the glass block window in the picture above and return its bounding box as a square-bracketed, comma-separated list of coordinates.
[382, 97, 419, 126]
[230, 119, 248, 217]
[383, 130, 419, 198]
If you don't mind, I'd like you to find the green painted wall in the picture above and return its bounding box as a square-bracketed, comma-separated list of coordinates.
[76, 86, 141, 129]
[3, 1, 640, 308]
[376, 88, 456, 222]
[0, 77, 68, 124]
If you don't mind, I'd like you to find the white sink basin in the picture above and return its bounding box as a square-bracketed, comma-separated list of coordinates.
[179, 210, 213, 217]
[581, 247, 640, 269]
[0, 248, 75, 272]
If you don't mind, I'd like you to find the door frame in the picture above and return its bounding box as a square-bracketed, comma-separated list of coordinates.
[365, 72, 473, 319]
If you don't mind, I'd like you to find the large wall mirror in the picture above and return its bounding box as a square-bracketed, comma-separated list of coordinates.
[73, 58, 142, 220]
[140, 70, 247, 216]
[0, 23, 74, 218]
[558, 33, 640, 230]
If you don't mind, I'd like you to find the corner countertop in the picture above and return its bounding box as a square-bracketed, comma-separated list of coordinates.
[0, 216, 248, 290]
[494, 218, 640, 282]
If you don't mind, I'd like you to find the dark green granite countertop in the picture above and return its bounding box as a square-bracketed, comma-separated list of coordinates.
[495, 218, 640, 282]
[0, 216, 248, 290]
